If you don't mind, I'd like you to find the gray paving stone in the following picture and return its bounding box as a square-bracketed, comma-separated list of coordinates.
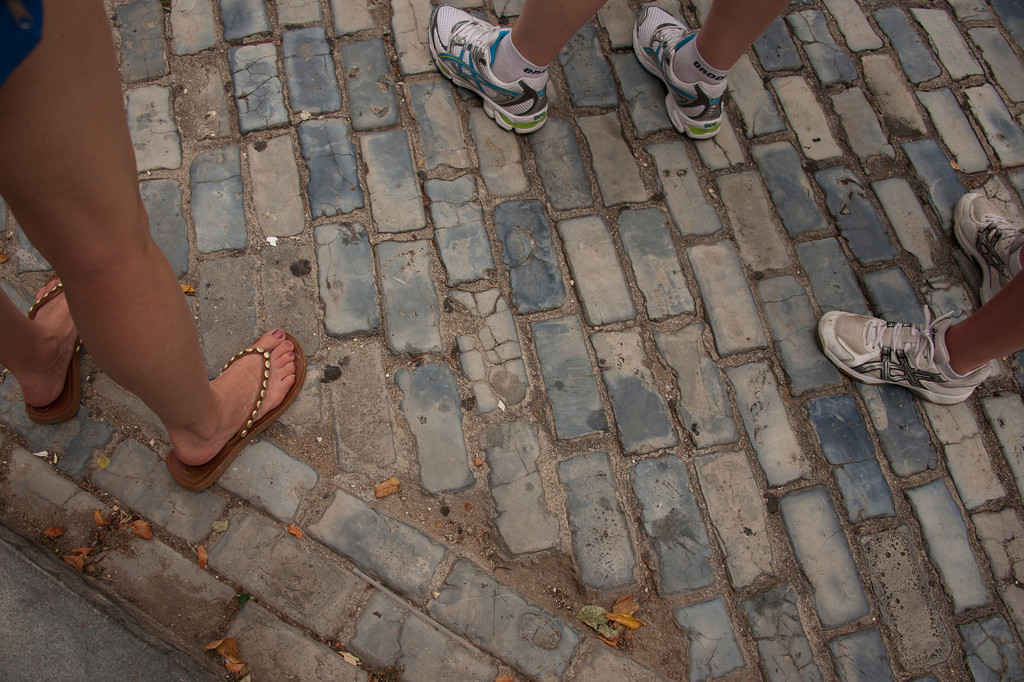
[409, 82, 470, 171]
[220, 0, 270, 41]
[228, 43, 288, 132]
[259, 242, 320, 353]
[862, 266, 922, 324]
[872, 178, 940, 271]
[687, 240, 767, 356]
[247, 135, 305, 238]
[557, 451, 636, 593]
[831, 87, 895, 163]
[377, 240, 441, 354]
[672, 598, 745, 681]
[174, 63, 232, 141]
[592, 331, 675, 454]
[750, 142, 828, 237]
[329, 341, 398, 473]
[742, 583, 822, 682]
[947, 0, 993, 21]
[299, 118, 364, 218]
[450, 290, 527, 412]
[315, 223, 379, 337]
[282, 27, 342, 115]
[860, 526, 951, 669]
[820, 0, 882, 51]
[433, 221, 494, 286]
[126, 85, 182, 172]
[479, 421, 559, 554]
[902, 139, 967, 232]
[610, 54, 672, 137]
[92, 439, 227, 544]
[384, 0, 427, 75]
[140, 179, 189, 277]
[527, 118, 592, 210]
[773, 76, 842, 161]
[576, 113, 647, 205]
[816, 166, 897, 263]
[117, 0, 168, 83]
[558, 22, 618, 108]
[429, 560, 579, 680]
[695, 450, 773, 587]
[959, 616, 1024, 680]
[982, 395, 1024, 501]
[630, 456, 713, 596]
[276, 0, 320, 24]
[911, 8, 983, 81]
[469, 108, 529, 196]
[861, 54, 928, 138]
[197, 256, 258, 375]
[2, 448, 107, 531]
[830, 628, 894, 682]
[190, 145, 246, 253]
[308, 489, 447, 602]
[726, 362, 810, 486]
[363, 131, 426, 232]
[396, 362, 473, 494]
[596, 0, 634, 49]
[970, 27, 1024, 103]
[965, 84, 1024, 167]
[992, 0, 1024, 51]
[170, 0, 216, 55]
[759, 276, 842, 394]
[330, 0, 375, 34]
[753, 16, 801, 71]
[717, 171, 789, 272]
[494, 200, 566, 314]
[228, 604, 366, 680]
[531, 316, 607, 439]
[217, 441, 318, 521]
[858, 383, 938, 477]
[874, 7, 942, 84]
[788, 10, 857, 85]
[972, 508, 1024, 639]
[694, 115, 745, 170]
[779, 486, 869, 628]
[647, 142, 723, 237]
[341, 39, 400, 130]
[617, 207, 694, 321]
[655, 324, 739, 448]
[727, 54, 786, 138]
[558, 216, 635, 325]
[568, 644, 670, 681]
[923, 402, 1004, 510]
[906, 479, 988, 613]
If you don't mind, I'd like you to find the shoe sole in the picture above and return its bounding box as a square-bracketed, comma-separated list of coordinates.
[954, 193, 998, 304]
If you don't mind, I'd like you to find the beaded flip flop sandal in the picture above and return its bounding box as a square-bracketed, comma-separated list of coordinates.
[25, 280, 83, 424]
[165, 331, 306, 491]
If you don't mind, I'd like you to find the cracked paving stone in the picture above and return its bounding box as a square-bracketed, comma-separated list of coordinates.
[377, 240, 442, 354]
[298, 118, 365, 218]
[316, 223, 379, 338]
[450, 289, 527, 413]
[495, 200, 566, 313]
[228, 43, 288, 132]
[742, 584, 822, 682]
[673, 598, 745, 681]
[189, 145, 246, 253]
[830, 628, 895, 681]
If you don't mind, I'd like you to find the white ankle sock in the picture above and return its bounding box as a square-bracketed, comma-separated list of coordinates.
[492, 33, 548, 84]
[671, 33, 729, 85]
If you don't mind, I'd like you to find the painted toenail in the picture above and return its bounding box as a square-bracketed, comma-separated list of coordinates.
[272, 329, 284, 339]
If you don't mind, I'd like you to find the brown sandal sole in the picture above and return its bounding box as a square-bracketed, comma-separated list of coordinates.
[25, 280, 83, 425]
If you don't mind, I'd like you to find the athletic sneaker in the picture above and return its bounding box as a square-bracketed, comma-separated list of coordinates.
[632, 6, 725, 139]
[817, 308, 990, 404]
[954, 192, 1024, 304]
[428, 5, 548, 134]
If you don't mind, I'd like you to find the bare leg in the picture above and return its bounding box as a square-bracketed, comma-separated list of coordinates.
[509, 0, 608, 66]
[696, 0, 792, 70]
[0, 0, 296, 465]
[945, 268, 1024, 375]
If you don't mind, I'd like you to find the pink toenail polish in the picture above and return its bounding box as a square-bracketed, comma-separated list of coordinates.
[272, 329, 284, 339]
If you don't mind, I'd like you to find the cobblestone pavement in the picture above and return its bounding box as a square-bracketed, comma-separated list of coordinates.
[3, 0, 1024, 679]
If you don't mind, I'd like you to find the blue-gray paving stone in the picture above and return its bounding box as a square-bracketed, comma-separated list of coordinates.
[558, 216, 635, 325]
[377, 240, 441, 354]
[494, 200, 566, 314]
[758, 276, 841, 394]
[874, 7, 942, 84]
[969, 28, 1024, 103]
[805, 395, 875, 466]
[308, 490, 447, 602]
[787, 10, 857, 85]
[117, 0, 168, 83]
[960, 616, 1024, 680]
[631, 456, 713, 596]
[229, 43, 288, 132]
[830, 629, 894, 682]
[425, 176, 493, 285]
[991, 0, 1024, 51]
[753, 16, 801, 71]
[220, 0, 270, 40]
[863, 267, 924, 324]
[742, 584, 822, 682]
[873, 178, 940, 271]
[964, 84, 1024, 166]
[831, 88, 896, 162]
[911, 8, 983, 81]
[189, 146, 246, 253]
[408, 82, 470, 171]
[858, 383, 938, 477]
[341, 39, 400, 130]
[531, 316, 607, 439]
[428, 560, 579, 678]
[315, 223, 379, 337]
[617, 208, 695, 321]
[282, 27, 341, 115]
[779, 487, 869, 627]
[395, 363, 473, 494]
[728, 55, 786, 138]
[673, 598, 745, 680]
[558, 22, 618, 108]
[687, 241, 767, 356]
[796, 239, 869, 315]
[527, 118, 592, 210]
[576, 113, 648, 205]
[906, 479, 988, 613]
[362, 130, 425, 233]
[139, 179, 188, 277]
[647, 142, 724, 238]
[610, 54, 672, 137]
[298, 118, 364, 218]
[815, 167, 897, 263]
[902, 139, 966, 231]
[218, 442, 318, 522]
[170, 0, 216, 55]
[834, 459, 896, 522]
[558, 451, 637, 593]
[751, 142, 828, 237]
[917, 89, 988, 174]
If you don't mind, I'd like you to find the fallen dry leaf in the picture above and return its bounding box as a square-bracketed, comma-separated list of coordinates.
[96, 453, 111, 469]
[597, 634, 618, 647]
[71, 547, 93, 556]
[42, 526, 66, 538]
[205, 637, 243, 664]
[495, 676, 514, 682]
[197, 545, 208, 569]
[340, 651, 360, 666]
[613, 594, 639, 617]
[63, 555, 85, 571]
[374, 477, 400, 498]
[130, 520, 153, 540]
[94, 510, 110, 527]
[287, 524, 303, 539]
[0, 252, 8, 264]
[464, 502, 473, 512]
[211, 519, 229, 533]
[606, 612, 645, 629]
[225, 661, 244, 673]
[181, 284, 195, 295]
[474, 457, 483, 467]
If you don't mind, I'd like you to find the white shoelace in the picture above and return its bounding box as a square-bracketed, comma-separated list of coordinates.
[450, 18, 501, 57]
[862, 308, 954, 367]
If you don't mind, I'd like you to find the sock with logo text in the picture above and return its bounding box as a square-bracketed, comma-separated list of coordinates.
[492, 33, 549, 84]
[671, 33, 728, 86]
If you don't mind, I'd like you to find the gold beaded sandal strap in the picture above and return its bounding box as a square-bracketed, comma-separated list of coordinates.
[222, 346, 272, 439]
[27, 281, 63, 319]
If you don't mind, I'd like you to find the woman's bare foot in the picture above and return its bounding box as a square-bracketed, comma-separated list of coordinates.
[167, 329, 298, 466]
[19, 280, 79, 409]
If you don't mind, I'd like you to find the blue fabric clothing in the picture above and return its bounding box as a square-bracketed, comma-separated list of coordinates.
[0, 0, 43, 88]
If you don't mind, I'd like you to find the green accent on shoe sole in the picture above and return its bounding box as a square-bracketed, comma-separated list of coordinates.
[498, 110, 546, 132]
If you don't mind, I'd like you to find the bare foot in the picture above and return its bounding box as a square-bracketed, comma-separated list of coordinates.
[20, 280, 79, 409]
[168, 330, 298, 466]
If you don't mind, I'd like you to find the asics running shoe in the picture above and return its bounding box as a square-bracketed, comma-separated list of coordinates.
[954, 192, 1024, 303]
[632, 6, 726, 139]
[428, 5, 548, 134]
[818, 308, 989, 405]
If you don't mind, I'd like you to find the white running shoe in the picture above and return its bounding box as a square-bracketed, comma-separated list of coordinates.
[954, 192, 1024, 303]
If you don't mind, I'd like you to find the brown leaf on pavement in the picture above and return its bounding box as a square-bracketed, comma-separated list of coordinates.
[0, 253, 9, 264]
[612, 594, 639, 617]
[63, 555, 85, 571]
[181, 284, 195, 295]
[287, 524, 303, 539]
[606, 612, 645, 629]
[42, 526, 66, 538]
[93, 509, 110, 527]
[71, 547, 93, 556]
[204, 637, 242, 664]
[197, 545, 208, 569]
[495, 676, 514, 682]
[130, 520, 153, 540]
[374, 477, 400, 498]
